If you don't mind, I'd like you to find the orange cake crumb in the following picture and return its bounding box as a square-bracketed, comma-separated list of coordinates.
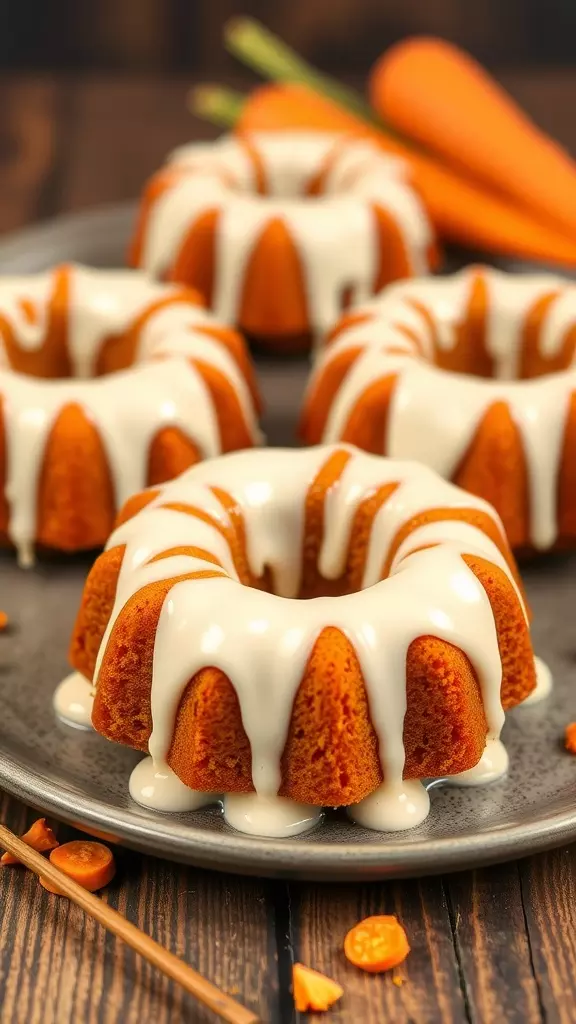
[565, 722, 576, 754]
[344, 915, 410, 973]
[1, 818, 59, 865]
[292, 963, 343, 1013]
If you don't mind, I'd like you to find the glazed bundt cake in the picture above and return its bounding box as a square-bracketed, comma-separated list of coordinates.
[302, 265, 576, 552]
[0, 264, 261, 564]
[65, 444, 537, 837]
[129, 131, 436, 351]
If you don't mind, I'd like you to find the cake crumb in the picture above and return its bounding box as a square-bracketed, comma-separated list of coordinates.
[564, 722, 576, 754]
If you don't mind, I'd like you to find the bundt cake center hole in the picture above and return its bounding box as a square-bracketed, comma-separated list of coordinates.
[429, 312, 576, 381]
[232, 162, 333, 201]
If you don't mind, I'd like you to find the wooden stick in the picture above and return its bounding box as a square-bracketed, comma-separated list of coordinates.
[0, 824, 260, 1024]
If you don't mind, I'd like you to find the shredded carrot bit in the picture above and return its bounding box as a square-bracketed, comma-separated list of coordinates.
[344, 915, 410, 973]
[392, 971, 405, 987]
[292, 963, 344, 1013]
[70, 821, 120, 844]
[40, 840, 116, 894]
[1, 818, 59, 865]
[0, 611, 8, 631]
[565, 723, 576, 754]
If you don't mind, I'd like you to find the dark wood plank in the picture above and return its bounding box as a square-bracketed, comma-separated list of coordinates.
[290, 878, 468, 1023]
[0, 797, 281, 1023]
[59, 74, 255, 213]
[3, 0, 576, 72]
[446, 863, 542, 1023]
[501, 70, 576, 155]
[0, 76, 63, 233]
[520, 847, 576, 1024]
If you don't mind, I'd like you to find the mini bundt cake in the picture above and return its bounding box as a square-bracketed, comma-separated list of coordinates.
[0, 263, 261, 564]
[302, 265, 576, 552]
[129, 131, 436, 352]
[65, 444, 537, 837]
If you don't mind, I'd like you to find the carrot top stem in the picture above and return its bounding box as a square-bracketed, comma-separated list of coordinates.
[189, 85, 246, 128]
[224, 16, 384, 130]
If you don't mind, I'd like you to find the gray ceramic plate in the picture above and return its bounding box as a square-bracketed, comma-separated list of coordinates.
[0, 203, 575, 881]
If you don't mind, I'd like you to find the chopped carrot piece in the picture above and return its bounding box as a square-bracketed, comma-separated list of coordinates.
[344, 915, 410, 973]
[370, 37, 576, 241]
[292, 963, 344, 1013]
[1, 818, 59, 865]
[0, 611, 8, 631]
[40, 841, 116, 894]
[565, 722, 576, 754]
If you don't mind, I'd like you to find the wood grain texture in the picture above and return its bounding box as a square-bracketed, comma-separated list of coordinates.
[291, 879, 467, 1023]
[520, 847, 576, 1024]
[1, 72, 576, 1024]
[60, 75, 219, 212]
[446, 864, 543, 1024]
[0, 77, 63, 231]
[0, 799, 280, 1024]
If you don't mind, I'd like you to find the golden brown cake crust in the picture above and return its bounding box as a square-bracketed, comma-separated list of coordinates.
[301, 267, 576, 552]
[74, 450, 536, 808]
[0, 266, 261, 555]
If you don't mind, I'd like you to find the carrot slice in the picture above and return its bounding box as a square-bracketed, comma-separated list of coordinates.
[370, 37, 576, 239]
[40, 840, 116, 894]
[565, 722, 576, 754]
[344, 915, 410, 973]
[1, 818, 59, 865]
[292, 963, 344, 1013]
[0, 611, 8, 631]
[236, 82, 576, 268]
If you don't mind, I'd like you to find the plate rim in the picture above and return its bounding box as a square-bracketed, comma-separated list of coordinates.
[2, 744, 576, 881]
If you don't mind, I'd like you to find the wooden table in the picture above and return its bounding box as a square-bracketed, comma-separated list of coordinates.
[1, 72, 576, 1024]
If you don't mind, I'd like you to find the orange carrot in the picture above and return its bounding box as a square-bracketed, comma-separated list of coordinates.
[1, 818, 59, 865]
[40, 840, 116, 894]
[236, 82, 576, 268]
[344, 915, 410, 973]
[370, 37, 576, 239]
[0, 611, 8, 631]
[292, 963, 344, 1013]
[565, 722, 576, 754]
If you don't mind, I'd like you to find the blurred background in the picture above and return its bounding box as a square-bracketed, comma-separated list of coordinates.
[1, 0, 576, 72]
[0, 0, 575, 239]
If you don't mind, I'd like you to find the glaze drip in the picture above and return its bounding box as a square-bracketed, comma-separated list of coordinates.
[0, 264, 261, 563]
[84, 445, 534, 837]
[134, 132, 433, 340]
[309, 266, 576, 551]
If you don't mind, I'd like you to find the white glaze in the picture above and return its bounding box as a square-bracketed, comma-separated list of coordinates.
[0, 264, 261, 563]
[445, 738, 509, 787]
[521, 655, 553, 705]
[349, 780, 431, 832]
[223, 794, 323, 838]
[53, 670, 94, 729]
[85, 445, 530, 837]
[136, 132, 433, 338]
[312, 266, 576, 550]
[129, 757, 215, 812]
